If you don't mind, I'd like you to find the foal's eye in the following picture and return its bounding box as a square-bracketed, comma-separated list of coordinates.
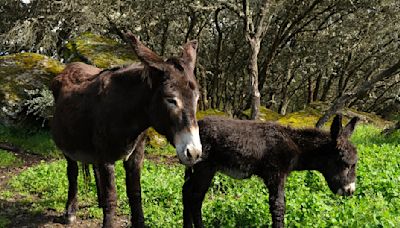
[166, 98, 178, 107]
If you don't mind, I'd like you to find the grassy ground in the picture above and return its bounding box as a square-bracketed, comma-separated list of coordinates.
[0, 124, 61, 158]
[0, 149, 23, 168]
[0, 124, 399, 227]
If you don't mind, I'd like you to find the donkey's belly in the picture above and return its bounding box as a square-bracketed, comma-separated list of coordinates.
[63, 150, 99, 163]
[219, 165, 253, 179]
[62, 147, 134, 164]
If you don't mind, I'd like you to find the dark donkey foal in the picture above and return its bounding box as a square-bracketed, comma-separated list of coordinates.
[51, 33, 202, 227]
[183, 115, 359, 228]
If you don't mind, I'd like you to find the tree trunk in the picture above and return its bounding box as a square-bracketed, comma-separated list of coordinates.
[313, 73, 323, 101]
[196, 65, 209, 110]
[307, 76, 313, 104]
[248, 40, 261, 119]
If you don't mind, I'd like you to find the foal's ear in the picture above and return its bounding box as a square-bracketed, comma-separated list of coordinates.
[341, 117, 359, 139]
[180, 40, 198, 72]
[125, 32, 165, 70]
[330, 114, 343, 140]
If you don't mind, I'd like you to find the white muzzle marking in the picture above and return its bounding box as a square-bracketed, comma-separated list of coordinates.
[175, 126, 202, 166]
[337, 182, 356, 195]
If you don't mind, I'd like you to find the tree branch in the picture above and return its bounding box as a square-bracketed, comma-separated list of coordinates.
[316, 60, 400, 128]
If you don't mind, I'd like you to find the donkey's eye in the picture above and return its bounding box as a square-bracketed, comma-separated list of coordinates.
[166, 98, 178, 107]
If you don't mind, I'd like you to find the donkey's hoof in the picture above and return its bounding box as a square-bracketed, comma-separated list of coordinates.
[65, 214, 76, 224]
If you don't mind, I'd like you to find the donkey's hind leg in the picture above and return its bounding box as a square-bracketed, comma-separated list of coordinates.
[64, 156, 79, 224]
[182, 162, 216, 228]
[123, 132, 146, 228]
[93, 164, 104, 208]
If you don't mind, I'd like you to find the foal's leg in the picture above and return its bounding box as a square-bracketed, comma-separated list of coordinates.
[182, 162, 216, 228]
[182, 168, 194, 228]
[264, 174, 287, 228]
[65, 156, 78, 224]
[123, 133, 146, 228]
[97, 163, 117, 228]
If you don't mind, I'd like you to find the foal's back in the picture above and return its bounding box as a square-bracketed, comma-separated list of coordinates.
[198, 117, 300, 178]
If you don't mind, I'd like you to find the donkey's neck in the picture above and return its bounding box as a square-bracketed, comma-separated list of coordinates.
[104, 64, 155, 132]
[287, 128, 332, 171]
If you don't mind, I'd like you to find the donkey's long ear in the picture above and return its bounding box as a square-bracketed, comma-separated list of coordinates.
[180, 40, 198, 72]
[331, 114, 343, 140]
[125, 32, 164, 70]
[341, 117, 359, 139]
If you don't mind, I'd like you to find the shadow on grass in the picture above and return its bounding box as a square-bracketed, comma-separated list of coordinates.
[0, 198, 130, 227]
[0, 199, 63, 228]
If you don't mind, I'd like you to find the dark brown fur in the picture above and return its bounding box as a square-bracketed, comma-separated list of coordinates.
[51, 33, 201, 228]
[183, 115, 359, 228]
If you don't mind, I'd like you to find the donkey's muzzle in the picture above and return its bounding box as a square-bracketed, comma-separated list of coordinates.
[175, 126, 202, 166]
[337, 182, 356, 196]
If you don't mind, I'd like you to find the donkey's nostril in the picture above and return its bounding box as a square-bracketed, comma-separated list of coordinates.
[186, 149, 192, 159]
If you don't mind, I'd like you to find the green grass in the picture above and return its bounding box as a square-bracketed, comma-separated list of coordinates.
[0, 124, 61, 158]
[0, 149, 23, 168]
[0, 216, 10, 227]
[2, 124, 399, 227]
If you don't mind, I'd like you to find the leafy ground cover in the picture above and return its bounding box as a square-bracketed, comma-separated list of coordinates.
[0, 149, 23, 168]
[0, 124, 398, 227]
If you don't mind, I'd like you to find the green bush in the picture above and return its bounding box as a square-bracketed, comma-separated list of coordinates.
[23, 87, 54, 127]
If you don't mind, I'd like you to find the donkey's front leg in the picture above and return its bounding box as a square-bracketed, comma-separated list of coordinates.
[64, 156, 78, 224]
[98, 163, 117, 228]
[265, 174, 287, 228]
[124, 133, 146, 228]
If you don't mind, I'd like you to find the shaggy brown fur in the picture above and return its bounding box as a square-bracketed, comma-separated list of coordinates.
[51, 32, 201, 228]
[183, 115, 359, 228]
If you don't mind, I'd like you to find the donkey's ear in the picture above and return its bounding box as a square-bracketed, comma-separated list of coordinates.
[341, 117, 359, 139]
[330, 114, 343, 140]
[180, 40, 198, 72]
[125, 32, 164, 70]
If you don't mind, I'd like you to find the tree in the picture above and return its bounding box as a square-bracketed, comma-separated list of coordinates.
[2, 0, 399, 120]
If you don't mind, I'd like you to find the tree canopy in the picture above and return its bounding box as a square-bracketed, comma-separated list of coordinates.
[1, 0, 399, 122]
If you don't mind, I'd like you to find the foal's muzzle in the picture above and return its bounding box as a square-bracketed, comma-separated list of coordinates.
[336, 182, 356, 196]
[174, 126, 202, 166]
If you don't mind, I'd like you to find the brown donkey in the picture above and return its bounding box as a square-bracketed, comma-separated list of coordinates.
[183, 115, 359, 228]
[51, 32, 202, 227]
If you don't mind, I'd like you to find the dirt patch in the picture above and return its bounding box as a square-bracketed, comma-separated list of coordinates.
[145, 153, 179, 166]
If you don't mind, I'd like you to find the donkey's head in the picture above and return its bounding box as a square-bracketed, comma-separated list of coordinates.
[126, 32, 201, 166]
[322, 115, 359, 196]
